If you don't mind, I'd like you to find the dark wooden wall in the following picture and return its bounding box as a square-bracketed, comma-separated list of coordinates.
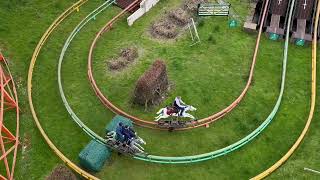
[270, 0, 289, 16]
[116, 0, 142, 12]
[295, 0, 315, 20]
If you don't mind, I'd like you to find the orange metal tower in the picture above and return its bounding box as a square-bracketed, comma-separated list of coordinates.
[0, 53, 19, 180]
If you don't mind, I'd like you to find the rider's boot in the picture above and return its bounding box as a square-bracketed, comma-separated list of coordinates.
[179, 108, 185, 116]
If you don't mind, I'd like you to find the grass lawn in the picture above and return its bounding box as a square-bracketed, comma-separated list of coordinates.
[0, 0, 319, 179]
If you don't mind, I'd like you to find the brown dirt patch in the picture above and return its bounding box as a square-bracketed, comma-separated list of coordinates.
[150, 0, 208, 40]
[22, 133, 31, 151]
[168, 8, 190, 26]
[107, 47, 138, 71]
[151, 19, 179, 39]
[120, 47, 138, 62]
[21, 133, 31, 161]
[46, 165, 77, 180]
[183, 0, 209, 13]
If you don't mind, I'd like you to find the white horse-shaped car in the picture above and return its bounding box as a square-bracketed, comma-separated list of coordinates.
[154, 105, 197, 121]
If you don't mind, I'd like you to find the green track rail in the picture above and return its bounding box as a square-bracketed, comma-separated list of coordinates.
[58, 0, 293, 164]
[58, 0, 115, 144]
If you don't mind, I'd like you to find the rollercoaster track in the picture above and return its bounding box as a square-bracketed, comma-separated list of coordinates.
[59, 0, 297, 164]
[27, 0, 99, 179]
[87, 1, 268, 130]
[251, 0, 318, 179]
[28, 0, 308, 178]
[58, 0, 115, 144]
[0, 55, 20, 180]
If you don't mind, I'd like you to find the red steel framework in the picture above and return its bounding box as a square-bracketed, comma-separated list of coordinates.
[0, 53, 20, 180]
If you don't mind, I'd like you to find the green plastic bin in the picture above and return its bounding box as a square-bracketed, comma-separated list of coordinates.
[79, 140, 111, 172]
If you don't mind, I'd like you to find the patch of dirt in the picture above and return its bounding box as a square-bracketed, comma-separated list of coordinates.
[22, 133, 31, 151]
[183, 0, 209, 13]
[150, 0, 208, 40]
[151, 19, 179, 39]
[108, 57, 127, 71]
[120, 47, 138, 62]
[168, 8, 190, 27]
[15, 76, 26, 97]
[107, 47, 138, 71]
[16, 76, 23, 88]
[46, 165, 77, 180]
[21, 133, 31, 161]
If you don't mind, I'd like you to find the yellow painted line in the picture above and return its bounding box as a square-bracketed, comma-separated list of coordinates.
[27, 1, 99, 179]
[251, 1, 319, 179]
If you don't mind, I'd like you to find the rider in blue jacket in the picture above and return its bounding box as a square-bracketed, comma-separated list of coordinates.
[116, 122, 136, 144]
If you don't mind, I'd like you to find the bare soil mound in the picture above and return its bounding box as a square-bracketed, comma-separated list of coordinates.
[120, 47, 138, 62]
[151, 19, 179, 39]
[107, 47, 138, 71]
[184, 0, 209, 13]
[168, 8, 190, 26]
[46, 165, 77, 180]
[150, 0, 207, 40]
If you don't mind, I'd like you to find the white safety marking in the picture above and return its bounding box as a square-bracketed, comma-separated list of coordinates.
[303, 0, 307, 9]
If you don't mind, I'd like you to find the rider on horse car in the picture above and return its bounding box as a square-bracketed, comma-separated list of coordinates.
[173, 96, 187, 116]
[116, 122, 136, 145]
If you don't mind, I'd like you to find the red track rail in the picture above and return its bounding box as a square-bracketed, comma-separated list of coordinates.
[88, 1, 268, 130]
[0, 53, 20, 180]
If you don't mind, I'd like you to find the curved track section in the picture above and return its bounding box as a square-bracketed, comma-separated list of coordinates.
[59, 0, 297, 165]
[0, 54, 20, 180]
[88, 1, 266, 130]
[58, 0, 115, 144]
[27, 1, 100, 179]
[136, 0, 292, 163]
[29, 0, 307, 179]
[251, 0, 318, 179]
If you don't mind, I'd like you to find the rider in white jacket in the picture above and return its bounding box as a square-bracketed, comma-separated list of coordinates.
[173, 96, 187, 116]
